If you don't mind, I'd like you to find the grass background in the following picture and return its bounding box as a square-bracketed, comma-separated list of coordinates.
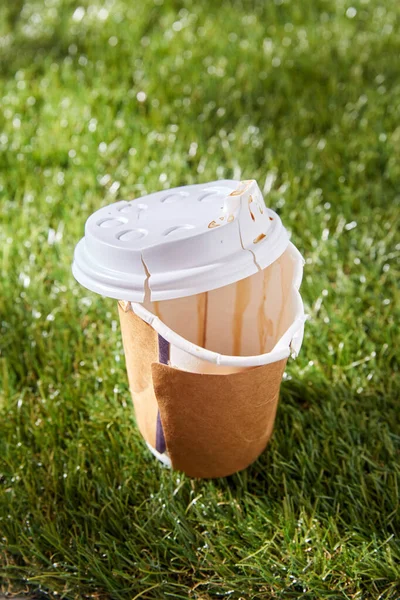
[0, 0, 399, 598]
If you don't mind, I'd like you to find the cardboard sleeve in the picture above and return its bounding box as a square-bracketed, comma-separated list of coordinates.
[118, 302, 286, 478]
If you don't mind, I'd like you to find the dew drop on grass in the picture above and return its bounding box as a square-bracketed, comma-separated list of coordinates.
[345, 221, 357, 231]
[72, 7, 85, 22]
[19, 273, 30, 288]
[98, 8, 109, 20]
[88, 118, 97, 132]
[109, 181, 120, 194]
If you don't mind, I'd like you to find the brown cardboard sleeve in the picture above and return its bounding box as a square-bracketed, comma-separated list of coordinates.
[118, 302, 286, 478]
[152, 359, 286, 478]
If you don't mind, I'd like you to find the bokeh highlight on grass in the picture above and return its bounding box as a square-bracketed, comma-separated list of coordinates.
[0, 0, 399, 598]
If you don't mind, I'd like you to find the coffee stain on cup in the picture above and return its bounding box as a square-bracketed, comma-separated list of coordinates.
[208, 220, 220, 229]
[197, 292, 208, 348]
[229, 180, 252, 196]
[253, 233, 266, 244]
[258, 269, 274, 353]
[227, 215, 234, 223]
[233, 277, 251, 356]
[153, 301, 162, 319]
[248, 196, 255, 222]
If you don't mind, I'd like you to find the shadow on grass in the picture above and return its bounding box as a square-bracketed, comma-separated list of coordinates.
[218, 374, 399, 537]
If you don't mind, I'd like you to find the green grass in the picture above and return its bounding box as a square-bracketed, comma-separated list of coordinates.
[0, 0, 399, 598]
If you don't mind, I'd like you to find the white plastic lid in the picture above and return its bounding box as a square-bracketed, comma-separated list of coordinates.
[72, 179, 289, 302]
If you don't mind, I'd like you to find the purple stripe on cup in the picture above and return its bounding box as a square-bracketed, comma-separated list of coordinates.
[158, 334, 170, 366]
[155, 334, 169, 454]
[155, 412, 166, 454]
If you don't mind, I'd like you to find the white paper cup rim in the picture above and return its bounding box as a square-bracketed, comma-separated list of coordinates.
[130, 242, 305, 368]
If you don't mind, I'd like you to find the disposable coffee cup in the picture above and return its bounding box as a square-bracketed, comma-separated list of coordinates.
[72, 179, 305, 478]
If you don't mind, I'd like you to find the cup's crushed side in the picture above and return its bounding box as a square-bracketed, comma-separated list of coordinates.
[118, 300, 288, 478]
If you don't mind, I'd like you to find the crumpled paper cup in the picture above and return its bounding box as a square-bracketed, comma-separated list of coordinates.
[118, 242, 304, 478]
